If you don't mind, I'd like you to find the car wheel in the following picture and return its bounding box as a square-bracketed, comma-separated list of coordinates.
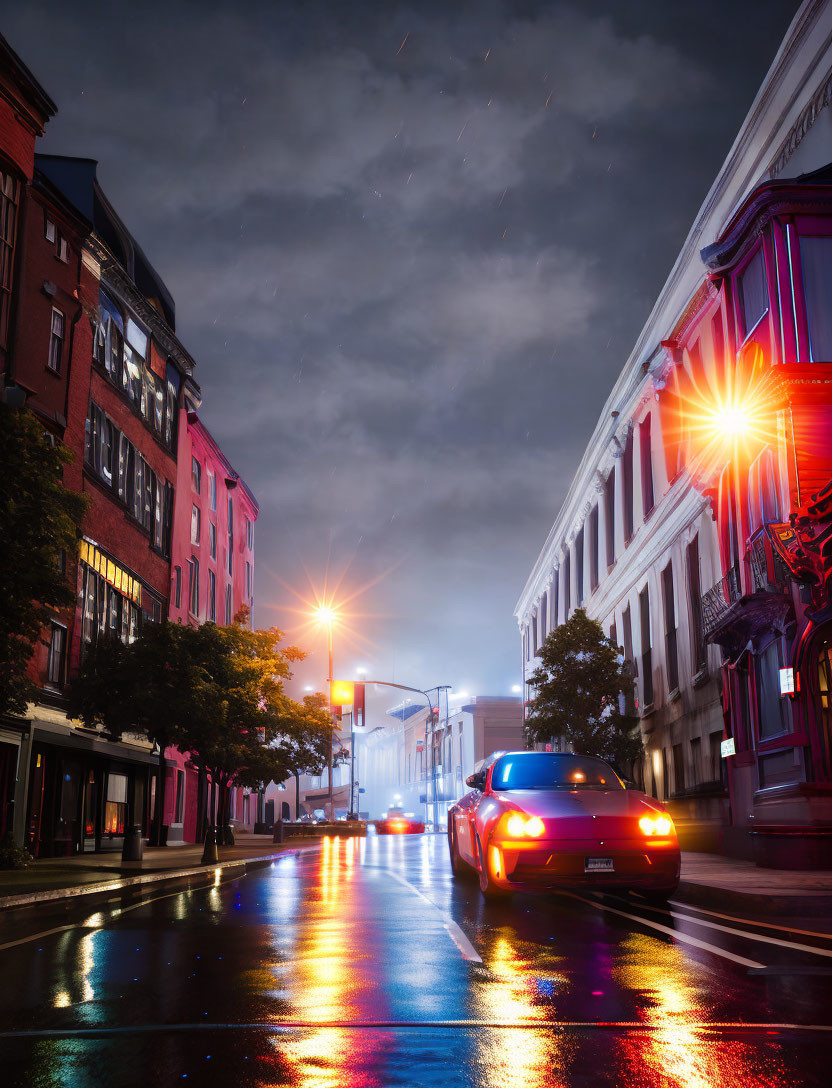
[476, 834, 508, 900]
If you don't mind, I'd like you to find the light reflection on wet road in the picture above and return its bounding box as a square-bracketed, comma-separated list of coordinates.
[1, 832, 830, 1086]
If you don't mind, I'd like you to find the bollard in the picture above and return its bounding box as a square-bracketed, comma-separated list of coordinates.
[223, 823, 235, 847]
[201, 826, 219, 865]
[272, 818, 284, 844]
[122, 824, 143, 862]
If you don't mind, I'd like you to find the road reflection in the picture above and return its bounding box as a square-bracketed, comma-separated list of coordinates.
[613, 934, 786, 1087]
[267, 835, 392, 1087]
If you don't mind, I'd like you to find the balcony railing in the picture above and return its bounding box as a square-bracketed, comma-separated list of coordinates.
[701, 565, 741, 639]
[746, 526, 790, 594]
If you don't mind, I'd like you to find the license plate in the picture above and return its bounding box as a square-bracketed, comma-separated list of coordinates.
[585, 857, 614, 872]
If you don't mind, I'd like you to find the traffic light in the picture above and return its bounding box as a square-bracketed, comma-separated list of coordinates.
[331, 680, 354, 706]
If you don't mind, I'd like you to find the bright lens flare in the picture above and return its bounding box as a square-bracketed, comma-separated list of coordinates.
[314, 605, 337, 625]
[713, 405, 750, 438]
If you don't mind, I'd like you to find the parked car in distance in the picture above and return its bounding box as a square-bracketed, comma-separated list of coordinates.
[448, 751, 680, 901]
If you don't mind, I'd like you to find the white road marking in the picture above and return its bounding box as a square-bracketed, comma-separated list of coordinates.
[559, 891, 765, 969]
[669, 900, 832, 942]
[627, 899, 832, 960]
[380, 868, 482, 963]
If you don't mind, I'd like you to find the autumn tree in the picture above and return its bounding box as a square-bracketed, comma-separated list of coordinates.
[268, 691, 334, 819]
[525, 608, 642, 773]
[0, 404, 88, 716]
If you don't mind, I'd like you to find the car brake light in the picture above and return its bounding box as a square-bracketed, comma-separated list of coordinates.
[504, 813, 545, 839]
[638, 814, 675, 837]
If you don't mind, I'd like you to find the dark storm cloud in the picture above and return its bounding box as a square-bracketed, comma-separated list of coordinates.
[4, 0, 799, 692]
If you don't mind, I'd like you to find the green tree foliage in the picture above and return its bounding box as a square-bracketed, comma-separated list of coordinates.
[70, 607, 335, 834]
[0, 404, 88, 716]
[525, 609, 642, 771]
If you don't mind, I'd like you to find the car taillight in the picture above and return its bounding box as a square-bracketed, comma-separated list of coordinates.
[391, 820, 407, 832]
[638, 814, 675, 837]
[504, 813, 546, 839]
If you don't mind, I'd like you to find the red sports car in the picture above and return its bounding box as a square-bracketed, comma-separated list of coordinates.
[375, 809, 425, 835]
[447, 751, 680, 901]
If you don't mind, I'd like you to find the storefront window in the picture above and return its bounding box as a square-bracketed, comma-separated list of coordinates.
[799, 236, 832, 361]
[757, 640, 792, 740]
[104, 773, 128, 837]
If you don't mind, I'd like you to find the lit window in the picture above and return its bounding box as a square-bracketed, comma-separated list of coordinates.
[191, 504, 201, 545]
[44, 215, 56, 243]
[47, 623, 66, 686]
[47, 308, 65, 373]
[56, 234, 69, 262]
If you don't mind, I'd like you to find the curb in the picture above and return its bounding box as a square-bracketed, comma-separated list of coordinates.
[675, 878, 832, 918]
[0, 843, 319, 913]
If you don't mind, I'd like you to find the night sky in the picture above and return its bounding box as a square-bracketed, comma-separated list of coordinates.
[5, 1, 800, 698]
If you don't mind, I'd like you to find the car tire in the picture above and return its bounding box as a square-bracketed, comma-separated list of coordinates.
[449, 824, 474, 880]
[477, 834, 509, 900]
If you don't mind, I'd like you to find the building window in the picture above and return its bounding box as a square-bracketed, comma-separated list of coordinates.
[747, 448, 780, 531]
[104, 773, 127, 837]
[540, 590, 547, 640]
[44, 214, 56, 242]
[245, 560, 252, 600]
[191, 457, 201, 494]
[622, 428, 634, 541]
[639, 585, 653, 708]
[0, 170, 21, 359]
[47, 623, 66, 686]
[738, 246, 768, 337]
[640, 413, 654, 518]
[799, 236, 832, 361]
[709, 730, 725, 786]
[208, 569, 216, 622]
[622, 604, 636, 715]
[209, 522, 216, 559]
[532, 611, 538, 655]
[191, 504, 201, 545]
[209, 472, 216, 511]
[551, 572, 559, 629]
[686, 535, 707, 675]
[56, 234, 69, 262]
[711, 310, 726, 393]
[174, 770, 185, 824]
[604, 469, 615, 568]
[225, 582, 232, 624]
[189, 558, 199, 617]
[174, 565, 182, 609]
[690, 736, 701, 787]
[757, 639, 792, 740]
[588, 505, 599, 592]
[662, 561, 679, 694]
[246, 517, 253, 550]
[85, 403, 115, 486]
[227, 496, 234, 575]
[47, 308, 65, 373]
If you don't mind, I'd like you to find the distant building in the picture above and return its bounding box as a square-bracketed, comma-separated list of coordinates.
[516, 0, 832, 867]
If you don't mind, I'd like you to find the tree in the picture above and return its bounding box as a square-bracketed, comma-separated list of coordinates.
[269, 692, 334, 819]
[0, 404, 88, 716]
[525, 609, 642, 773]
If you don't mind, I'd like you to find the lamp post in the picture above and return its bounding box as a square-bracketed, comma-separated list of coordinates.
[314, 606, 337, 821]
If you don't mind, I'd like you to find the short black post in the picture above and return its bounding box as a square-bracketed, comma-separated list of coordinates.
[122, 824, 143, 862]
[272, 818, 284, 844]
[201, 826, 219, 865]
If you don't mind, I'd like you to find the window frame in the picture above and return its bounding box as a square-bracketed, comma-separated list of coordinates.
[47, 307, 65, 373]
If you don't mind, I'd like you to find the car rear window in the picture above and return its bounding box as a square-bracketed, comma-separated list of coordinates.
[491, 753, 622, 791]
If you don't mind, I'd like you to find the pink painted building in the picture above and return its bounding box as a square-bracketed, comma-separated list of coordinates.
[163, 406, 259, 844]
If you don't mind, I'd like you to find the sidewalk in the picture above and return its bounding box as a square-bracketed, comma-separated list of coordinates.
[0, 834, 318, 911]
[678, 851, 832, 917]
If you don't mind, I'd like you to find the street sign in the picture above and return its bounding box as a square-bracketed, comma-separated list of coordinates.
[721, 737, 735, 759]
[779, 667, 795, 695]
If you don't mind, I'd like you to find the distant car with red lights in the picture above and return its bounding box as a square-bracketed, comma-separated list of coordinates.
[375, 809, 425, 835]
[448, 751, 680, 901]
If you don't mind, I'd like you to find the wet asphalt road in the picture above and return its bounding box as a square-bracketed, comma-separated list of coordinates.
[1, 832, 831, 1087]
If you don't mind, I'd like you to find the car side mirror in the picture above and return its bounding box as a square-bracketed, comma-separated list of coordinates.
[465, 771, 486, 791]
[622, 779, 636, 790]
